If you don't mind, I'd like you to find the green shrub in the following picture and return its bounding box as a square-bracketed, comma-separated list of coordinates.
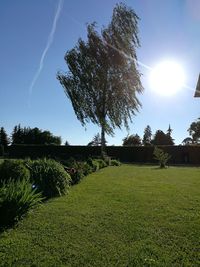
[92, 160, 99, 171]
[0, 160, 30, 185]
[96, 159, 107, 169]
[70, 169, 84, 185]
[63, 157, 76, 168]
[153, 147, 171, 168]
[82, 162, 93, 176]
[104, 156, 111, 166]
[87, 158, 99, 171]
[0, 179, 43, 229]
[110, 159, 121, 166]
[86, 157, 93, 167]
[62, 158, 84, 185]
[29, 159, 71, 198]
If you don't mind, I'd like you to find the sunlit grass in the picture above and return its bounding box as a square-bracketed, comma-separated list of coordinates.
[0, 165, 200, 266]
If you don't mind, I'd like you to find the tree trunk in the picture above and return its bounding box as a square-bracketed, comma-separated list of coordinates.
[101, 123, 106, 158]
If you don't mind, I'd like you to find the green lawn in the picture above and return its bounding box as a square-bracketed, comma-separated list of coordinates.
[0, 165, 200, 266]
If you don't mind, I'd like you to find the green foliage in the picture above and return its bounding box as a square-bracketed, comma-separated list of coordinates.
[63, 158, 91, 185]
[110, 159, 121, 166]
[92, 160, 100, 171]
[57, 3, 143, 154]
[96, 159, 107, 169]
[29, 159, 71, 198]
[182, 137, 193, 145]
[87, 158, 99, 171]
[153, 147, 171, 168]
[123, 134, 141, 146]
[0, 160, 30, 185]
[0, 179, 43, 229]
[87, 133, 105, 146]
[142, 125, 152, 146]
[79, 162, 93, 176]
[151, 130, 174, 145]
[188, 118, 200, 143]
[70, 170, 84, 185]
[12, 124, 61, 145]
[103, 155, 111, 166]
[0, 127, 9, 147]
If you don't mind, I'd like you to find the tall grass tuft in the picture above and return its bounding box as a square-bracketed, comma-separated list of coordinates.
[0, 160, 30, 185]
[0, 179, 43, 229]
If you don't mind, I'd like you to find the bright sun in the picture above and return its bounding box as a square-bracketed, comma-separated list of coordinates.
[149, 61, 185, 96]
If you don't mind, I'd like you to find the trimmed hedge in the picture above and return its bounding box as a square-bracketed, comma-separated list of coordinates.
[8, 145, 200, 164]
[0, 145, 4, 157]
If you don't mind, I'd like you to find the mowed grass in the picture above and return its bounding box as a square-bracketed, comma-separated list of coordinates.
[0, 165, 200, 266]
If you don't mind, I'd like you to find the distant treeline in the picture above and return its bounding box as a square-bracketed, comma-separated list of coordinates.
[0, 125, 61, 146]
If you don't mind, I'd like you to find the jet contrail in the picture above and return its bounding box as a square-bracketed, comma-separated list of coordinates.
[29, 0, 64, 96]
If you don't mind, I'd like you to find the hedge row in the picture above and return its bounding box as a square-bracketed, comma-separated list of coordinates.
[8, 145, 200, 164]
[0, 145, 4, 157]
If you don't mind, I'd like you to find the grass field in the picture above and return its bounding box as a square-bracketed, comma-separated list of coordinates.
[0, 165, 200, 266]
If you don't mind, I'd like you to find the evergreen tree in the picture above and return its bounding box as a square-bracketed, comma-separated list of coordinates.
[0, 127, 9, 147]
[151, 130, 174, 145]
[65, 140, 70, 146]
[12, 124, 23, 144]
[142, 125, 152, 145]
[167, 124, 172, 136]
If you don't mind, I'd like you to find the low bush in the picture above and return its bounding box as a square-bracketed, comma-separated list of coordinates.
[91, 160, 99, 171]
[66, 161, 85, 185]
[87, 158, 99, 172]
[153, 147, 171, 168]
[28, 159, 71, 198]
[96, 159, 107, 169]
[70, 169, 84, 185]
[0, 179, 43, 229]
[82, 162, 93, 176]
[110, 159, 121, 166]
[104, 156, 111, 166]
[0, 160, 30, 185]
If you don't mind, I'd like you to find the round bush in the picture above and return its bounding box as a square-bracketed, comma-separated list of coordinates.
[87, 158, 99, 172]
[29, 159, 71, 198]
[0, 160, 30, 185]
[96, 159, 107, 169]
[110, 159, 121, 166]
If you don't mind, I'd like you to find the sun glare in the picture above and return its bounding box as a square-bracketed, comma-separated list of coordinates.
[149, 61, 185, 96]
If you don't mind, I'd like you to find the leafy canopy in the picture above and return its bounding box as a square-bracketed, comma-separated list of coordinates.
[188, 118, 200, 143]
[57, 3, 143, 143]
[122, 134, 141, 146]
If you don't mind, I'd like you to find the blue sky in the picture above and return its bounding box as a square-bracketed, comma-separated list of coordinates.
[0, 0, 200, 145]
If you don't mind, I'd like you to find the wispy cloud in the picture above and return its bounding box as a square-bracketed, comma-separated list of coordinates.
[29, 0, 64, 96]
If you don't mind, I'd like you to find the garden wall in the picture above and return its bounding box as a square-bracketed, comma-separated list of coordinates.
[8, 145, 200, 165]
